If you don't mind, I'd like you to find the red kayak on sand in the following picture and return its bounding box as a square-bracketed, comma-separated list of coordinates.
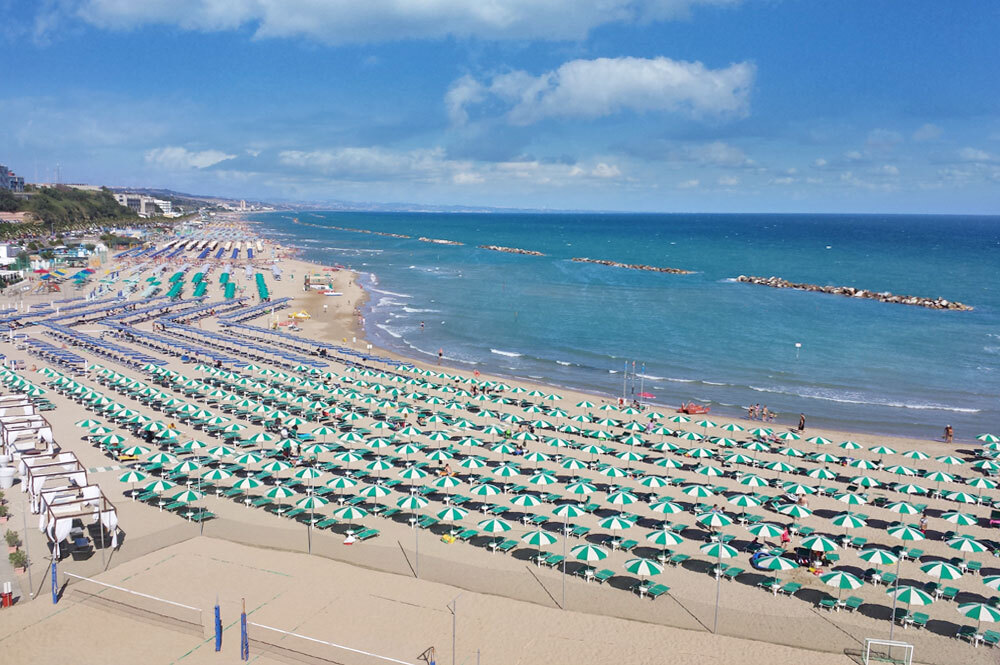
[678, 402, 711, 414]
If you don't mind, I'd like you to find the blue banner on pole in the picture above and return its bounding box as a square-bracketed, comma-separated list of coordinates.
[51, 559, 58, 604]
[240, 612, 249, 661]
[214, 604, 222, 652]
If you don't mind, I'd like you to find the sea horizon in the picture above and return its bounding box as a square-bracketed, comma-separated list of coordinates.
[250, 210, 999, 442]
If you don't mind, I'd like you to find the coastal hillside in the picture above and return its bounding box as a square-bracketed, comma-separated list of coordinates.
[0, 185, 140, 238]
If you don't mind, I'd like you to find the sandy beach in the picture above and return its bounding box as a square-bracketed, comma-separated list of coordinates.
[0, 219, 997, 665]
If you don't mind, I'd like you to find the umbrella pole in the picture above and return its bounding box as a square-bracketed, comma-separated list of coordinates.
[713, 551, 721, 633]
[562, 512, 567, 609]
[415, 510, 420, 578]
[889, 556, 901, 641]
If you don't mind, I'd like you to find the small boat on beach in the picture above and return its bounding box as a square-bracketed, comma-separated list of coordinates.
[678, 402, 710, 414]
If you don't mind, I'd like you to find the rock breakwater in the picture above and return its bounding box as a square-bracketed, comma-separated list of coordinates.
[572, 257, 693, 274]
[736, 275, 972, 310]
[479, 245, 545, 256]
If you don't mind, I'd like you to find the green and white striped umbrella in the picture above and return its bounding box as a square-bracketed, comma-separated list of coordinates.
[728, 494, 763, 509]
[647, 528, 684, 547]
[358, 483, 391, 498]
[233, 477, 262, 492]
[294, 467, 323, 480]
[234, 452, 263, 465]
[941, 511, 978, 526]
[266, 485, 296, 500]
[144, 479, 176, 494]
[948, 536, 986, 555]
[397, 495, 429, 510]
[326, 476, 358, 490]
[172, 460, 202, 475]
[807, 467, 838, 480]
[935, 455, 965, 466]
[147, 452, 178, 465]
[806, 436, 833, 445]
[170, 489, 204, 503]
[776, 504, 812, 518]
[748, 523, 784, 538]
[758, 555, 798, 580]
[681, 485, 715, 498]
[859, 548, 899, 566]
[88, 426, 114, 436]
[399, 466, 430, 481]
[738, 474, 769, 487]
[886, 586, 933, 608]
[437, 506, 468, 522]
[206, 445, 235, 458]
[885, 501, 920, 515]
[522, 530, 558, 547]
[98, 434, 128, 445]
[696, 511, 733, 528]
[625, 558, 663, 578]
[801, 535, 838, 552]
[821, 571, 863, 591]
[606, 490, 638, 506]
[432, 475, 462, 490]
[261, 460, 292, 473]
[510, 494, 542, 508]
[478, 518, 512, 534]
[982, 576, 1000, 591]
[832, 513, 867, 530]
[901, 449, 929, 460]
[649, 499, 684, 515]
[888, 524, 926, 541]
[976, 433, 1000, 443]
[700, 542, 739, 560]
[599, 516, 635, 531]
[565, 481, 596, 495]
[968, 477, 998, 490]
[639, 475, 671, 489]
[921, 561, 964, 581]
[366, 458, 393, 472]
[571, 544, 608, 562]
[553, 503, 585, 519]
[120, 445, 150, 456]
[836, 492, 867, 506]
[333, 505, 367, 521]
[118, 470, 148, 484]
[75, 419, 102, 428]
[528, 472, 557, 486]
[946, 491, 979, 504]
[957, 603, 1000, 632]
[460, 456, 488, 469]
[202, 468, 233, 482]
[695, 465, 725, 478]
[491, 464, 520, 478]
[471, 483, 501, 497]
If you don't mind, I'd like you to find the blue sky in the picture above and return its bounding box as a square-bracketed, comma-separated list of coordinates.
[1, 1, 998, 213]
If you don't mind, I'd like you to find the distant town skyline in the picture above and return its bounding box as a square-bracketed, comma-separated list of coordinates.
[1, 1, 998, 214]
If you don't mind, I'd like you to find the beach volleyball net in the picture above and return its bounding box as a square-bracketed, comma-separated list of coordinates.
[64, 573, 206, 636]
[246, 622, 417, 665]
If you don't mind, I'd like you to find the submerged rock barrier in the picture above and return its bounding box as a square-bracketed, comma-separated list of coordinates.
[478, 245, 545, 256]
[736, 275, 972, 311]
[418, 237, 464, 246]
[572, 257, 693, 274]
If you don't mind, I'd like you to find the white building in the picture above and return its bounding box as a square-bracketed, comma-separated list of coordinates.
[114, 193, 171, 217]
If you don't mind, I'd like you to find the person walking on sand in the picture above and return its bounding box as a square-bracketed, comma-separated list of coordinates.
[437, 348, 443, 363]
[944, 425, 953, 443]
[798, 413, 806, 432]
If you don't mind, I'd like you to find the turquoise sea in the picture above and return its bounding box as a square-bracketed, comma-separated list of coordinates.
[250, 211, 1000, 440]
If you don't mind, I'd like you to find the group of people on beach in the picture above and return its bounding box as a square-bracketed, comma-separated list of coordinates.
[746, 403, 776, 422]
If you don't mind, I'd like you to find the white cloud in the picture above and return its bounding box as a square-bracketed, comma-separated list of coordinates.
[278, 147, 451, 181]
[957, 147, 992, 163]
[912, 123, 942, 142]
[680, 141, 752, 167]
[877, 164, 899, 176]
[452, 172, 485, 185]
[866, 128, 903, 150]
[145, 146, 235, 169]
[813, 158, 827, 168]
[75, 0, 742, 44]
[717, 175, 739, 186]
[590, 163, 622, 179]
[677, 179, 699, 189]
[449, 56, 755, 126]
[770, 176, 795, 185]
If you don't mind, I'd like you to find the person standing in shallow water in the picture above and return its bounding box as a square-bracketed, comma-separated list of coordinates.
[944, 425, 953, 443]
[798, 413, 806, 432]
